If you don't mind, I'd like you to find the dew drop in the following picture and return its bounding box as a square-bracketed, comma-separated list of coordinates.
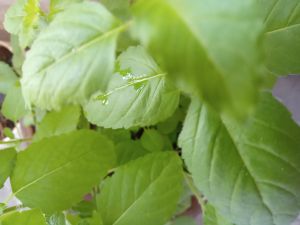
[95, 94, 109, 105]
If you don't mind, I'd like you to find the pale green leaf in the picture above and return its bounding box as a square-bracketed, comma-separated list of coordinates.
[2, 83, 28, 122]
[132, 0, 265, 117]
[34, 105, 81, 141]
[97, 152, 183, 225]
[204, 204, 233, 225]
[84, 46, 180, 128]
[50, 0, 83, 14]
[4, 0, 43, 48]
[0, 148, 16, 189]
[11, 35, 25, 75]
[0, 209, 47, 225]
[11, 130, 116, 213]
[141, 129, 165, 152]
[0, 62, 18, 95]
[166, 216, 196, 225]
[46, 212, 66, 225]
[21, 2, 123, 110]
[259, 0, 300, 75]
[179, 93, 300, 225]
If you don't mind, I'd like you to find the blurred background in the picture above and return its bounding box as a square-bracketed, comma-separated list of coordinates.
[1, 1, 300, 225]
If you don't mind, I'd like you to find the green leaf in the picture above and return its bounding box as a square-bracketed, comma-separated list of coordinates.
[21, 2, 124, 110]
[0, 62, 18, 95]
[179, 93, 300, 225]
[166, 216, 196, 225]
[0, 209, 47, 225]
[3, 128, 15, 139]
[0, 148, 16, 189]
[97, 152, 183, 225]
[11, 130, 116, 213]
[34, 105, 81, 141]
[260, 0, 300, 75]
[141, 129, 165, 152]
[132, 0, 265, 117]
[99, 128, 131, 143]
[11, 35, 25, 75]
[72, 200, 97, 218]
[46, 212, 66, 225]
[175, 181, 193, 215]
[100, 0, 131, 20]
[2, 83, 28, 122]
[115, 140, 149, 166]
[4, 0, 43, 48]
[84, 46, 180, 128]
[50, 0, 83, 15]
[203, 204, 233, 225]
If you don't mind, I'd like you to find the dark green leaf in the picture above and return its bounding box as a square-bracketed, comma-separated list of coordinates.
[115, 140, 149, 166]
[141, 129, 165, 152]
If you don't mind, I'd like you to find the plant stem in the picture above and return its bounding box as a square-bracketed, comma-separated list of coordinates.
[0, 138, 32, 145]
[184, 172, 206, 211]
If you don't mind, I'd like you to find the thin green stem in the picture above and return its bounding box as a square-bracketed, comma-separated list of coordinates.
[3, 205, 23, 214]
[184, 172, 206, 211]
[95, 73, 166, 100]
[0, 138, 32, 145]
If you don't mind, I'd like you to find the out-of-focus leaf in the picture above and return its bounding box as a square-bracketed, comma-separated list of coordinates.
[4, 0, 44, 48]
[0, 209, 47, 225]
[132, 0, 265, 117]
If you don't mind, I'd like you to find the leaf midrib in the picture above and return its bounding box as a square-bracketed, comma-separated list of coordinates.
[222, 121, 276, 225]
[112, 159, 173, 225]
[33, 22, 128, 76]
[13, 149, 92, 196]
